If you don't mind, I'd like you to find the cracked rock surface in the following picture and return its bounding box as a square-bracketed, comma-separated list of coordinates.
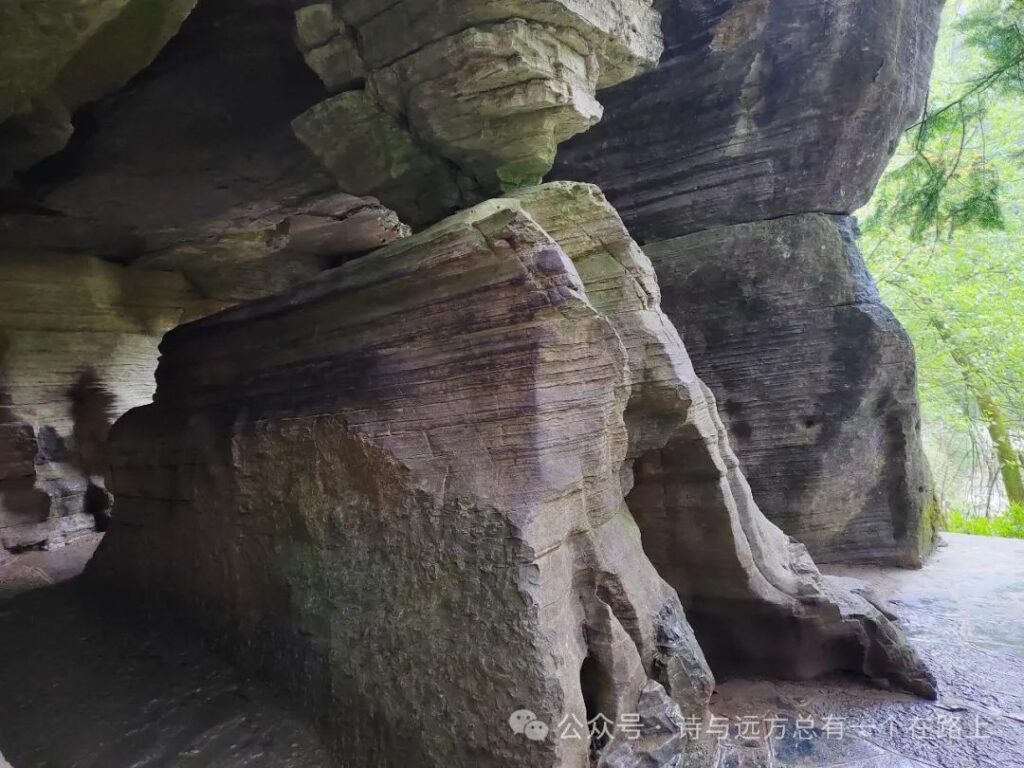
[551, 0, 944, 565]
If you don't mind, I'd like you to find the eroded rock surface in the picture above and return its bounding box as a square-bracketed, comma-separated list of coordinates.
[646, 215, 938, 566]
[0, 0, 406, 300]
[552, 0, 944, 241]
[550, 0, 944, 565]
[0, 0, 196, 180]
[91, 193, 711, 766]
[291, 0, 662, 225]
[0, 0, 945, 763]
[0, 255, 218, 555]
[516, 185, 935, 693]
[91, 185, 934, 767]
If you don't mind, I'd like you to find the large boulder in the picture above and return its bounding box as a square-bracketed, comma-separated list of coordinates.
[90, 191, 713, 766]
[646, 214, 938, 566]
[90, 184, 934, 767]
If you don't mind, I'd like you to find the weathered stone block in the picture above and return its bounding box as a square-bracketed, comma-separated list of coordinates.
[292, 90, 470, 227]
[92, 194, 711, 765]
[291, 0, 663, 225]
[293, 3, 365, 93]
[646, 214, 938, 566]
[91, 184, 934, 767]
[370, 19, 603, 190]
[337, 0, 662, 87]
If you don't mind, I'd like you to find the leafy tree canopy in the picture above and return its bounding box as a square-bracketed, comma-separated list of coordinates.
[861, 0, 1024, 526]
[866, 0, 1023, 241]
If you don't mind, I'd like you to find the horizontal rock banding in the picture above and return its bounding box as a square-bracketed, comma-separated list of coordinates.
[91, 184, 935, 767]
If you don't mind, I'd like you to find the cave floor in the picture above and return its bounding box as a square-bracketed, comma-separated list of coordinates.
[0, 533, 1021, 768]
[713, 533, 1024, 768]
[0, 538, 333, 768]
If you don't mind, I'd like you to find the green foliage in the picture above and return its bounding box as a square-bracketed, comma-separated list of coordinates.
[867, 150, 1003, 241]
[948, 503, 1024, 538]
[866, 0, 1024, 241]
[960, 0, 1024, 95]
[862, 0, 1024, 537]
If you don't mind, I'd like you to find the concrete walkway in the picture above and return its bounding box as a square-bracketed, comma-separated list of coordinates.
[0, 533, 1020, 767]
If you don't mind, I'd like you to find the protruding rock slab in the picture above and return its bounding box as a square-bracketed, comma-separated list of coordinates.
[551, 0, 944, 241]
[645, 214, 938, 567]
[1, 0, 409, 294]
[92, 184, 934, 767]
[91, 194, 711, 767]
[291, 0, 662, 225]
[293, 3, 365, 93]
[337, 0, 662, 86]
[292, 91, 470, 228]
[515, 185, 935, 697]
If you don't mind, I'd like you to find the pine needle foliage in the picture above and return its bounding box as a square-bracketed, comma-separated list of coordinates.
[867, 0, 1023, 240]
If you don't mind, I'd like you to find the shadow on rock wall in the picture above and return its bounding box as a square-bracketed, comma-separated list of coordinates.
[0, 356, 116, 554]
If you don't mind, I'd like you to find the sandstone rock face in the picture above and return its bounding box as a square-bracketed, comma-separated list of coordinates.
[291, 0, 662, 225]
[91, 184, 934, 767]
[0, 1, 943, 763]
[550, 0, 944, 565]
[91, 192, 711, 766]
[552, 0, 945, 241]
[646, 215, 938, 566]
[516, 186, 934, 691]
[0, 255, 217, 555]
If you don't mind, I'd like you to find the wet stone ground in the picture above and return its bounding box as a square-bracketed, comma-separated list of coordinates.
[0, 538, 333, 768]
[712, 533, 1024, 768]
[0, 533, 1020, 767]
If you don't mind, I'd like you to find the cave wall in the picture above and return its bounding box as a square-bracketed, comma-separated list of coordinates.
[0, 255, 217, 554]
[0, 0, 407, 559]
[0, 0, 946, 570]
[0, 0, 197, 182]
[646, 216, 939, 565]
[552, 0, 945, 565]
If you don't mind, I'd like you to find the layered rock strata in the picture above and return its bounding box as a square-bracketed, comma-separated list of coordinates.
[647, 216, 938, 565]
[551, 0, 945, 240]
[291, 0, 662, 225]
[0, 255, 217, 555]
[1, 0, 406, 301]
[552, 0, 944, 565]
[91, 184, 934, 767]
